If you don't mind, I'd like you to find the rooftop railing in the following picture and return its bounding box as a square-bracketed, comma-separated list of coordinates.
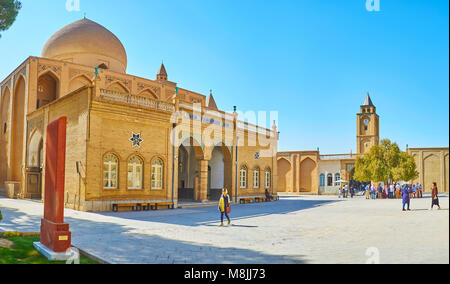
[97, 88, 175, 113]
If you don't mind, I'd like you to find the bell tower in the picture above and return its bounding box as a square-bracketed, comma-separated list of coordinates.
[357, 93, 380, 154]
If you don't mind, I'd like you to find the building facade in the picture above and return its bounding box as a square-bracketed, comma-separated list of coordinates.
[407, 147, 449, 193]
[0, 18, 279, 211]
[277, 94, 449, 194]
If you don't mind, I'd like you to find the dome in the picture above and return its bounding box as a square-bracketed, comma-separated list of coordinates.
[42, 18, 127, 73]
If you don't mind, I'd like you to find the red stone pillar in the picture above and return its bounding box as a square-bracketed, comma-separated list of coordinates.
[40, 117, 71, 253]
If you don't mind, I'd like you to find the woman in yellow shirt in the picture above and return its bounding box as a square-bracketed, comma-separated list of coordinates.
[218, 188, 231, 226]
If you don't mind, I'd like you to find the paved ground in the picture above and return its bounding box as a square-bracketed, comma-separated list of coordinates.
[0, 195, 448, 264]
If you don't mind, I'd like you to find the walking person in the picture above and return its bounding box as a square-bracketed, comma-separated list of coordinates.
[384, 184, 389, 199]
[419, 184, 423, 198]
[377, 184, 383, 199]
[218, 188, 231, 226]
[430, 182, 441, 210]
[402, 184, 411, 211]
[365, 184, 370, 200]
[371, 184, 376, 200]
[396, 183, 401, 199]
[389, 183, 394, 199]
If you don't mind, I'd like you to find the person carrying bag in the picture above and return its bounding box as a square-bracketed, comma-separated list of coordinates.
[219, 188, 231, 226]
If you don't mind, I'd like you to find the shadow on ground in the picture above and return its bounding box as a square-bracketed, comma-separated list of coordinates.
[97, 198, 339, 227]
[0, 199, 316, 264]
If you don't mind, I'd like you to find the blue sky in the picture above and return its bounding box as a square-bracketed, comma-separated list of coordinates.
[0, 0, 448, 153]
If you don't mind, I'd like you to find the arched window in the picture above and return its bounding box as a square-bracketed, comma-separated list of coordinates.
[128, 155, 143, 190]
[335, 173, 341, 186]
[240, 166, 247, 189]
[151, 158, 163, 190]
[253, 167, 260, 189]
[327, 173, 333, 187]
[265, 168, 271, 189]
[320, 174, 325, 187]
[103, 153, 118, 189]
[98, 63, 108, 70]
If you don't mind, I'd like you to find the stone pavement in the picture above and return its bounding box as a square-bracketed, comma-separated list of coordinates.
[0, 195, 448, 264]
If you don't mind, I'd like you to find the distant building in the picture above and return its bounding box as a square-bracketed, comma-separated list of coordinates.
[278, 95, 449, 194]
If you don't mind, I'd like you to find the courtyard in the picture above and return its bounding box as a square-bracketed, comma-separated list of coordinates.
[0, 195, 448, 264]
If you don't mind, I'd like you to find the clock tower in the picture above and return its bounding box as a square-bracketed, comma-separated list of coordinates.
[357, 93, 380, 154]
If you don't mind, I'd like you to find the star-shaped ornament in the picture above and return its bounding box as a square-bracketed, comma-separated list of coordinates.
[130, 132, 144, 148]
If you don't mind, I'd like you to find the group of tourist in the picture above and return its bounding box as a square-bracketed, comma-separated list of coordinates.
[364, 183, 424, 200]
[362, 182, 441, 211]
[338, 185, 355, 198]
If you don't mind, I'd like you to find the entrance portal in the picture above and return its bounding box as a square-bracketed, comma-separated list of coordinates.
[177, 144, 198, 201]
[208, 145, 232, 201]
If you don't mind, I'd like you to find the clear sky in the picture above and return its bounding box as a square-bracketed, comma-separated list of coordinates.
[0, 0, 448, 153]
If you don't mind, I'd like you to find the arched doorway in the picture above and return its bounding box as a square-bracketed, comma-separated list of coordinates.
[0, 87, 11, 187]
[300, 158, 316, 192]
[37, 72, 59, 109]
[25, 130, 43, 199]
[277, 158, 292, 192]
[208, 145, 232, 201]
[177, 144, 198, 200]
[177, 137, 204, 201]
[11, 76, 26, 182]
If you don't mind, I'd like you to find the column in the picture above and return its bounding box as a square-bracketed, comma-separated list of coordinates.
[199, 159, 209, 202]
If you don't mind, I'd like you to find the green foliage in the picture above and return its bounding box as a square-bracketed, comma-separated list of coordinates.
[354, 139, 418, 183]
[0, 0, 22, 38]
[0, 231, 40, 237]
[0, 236, 97, 264]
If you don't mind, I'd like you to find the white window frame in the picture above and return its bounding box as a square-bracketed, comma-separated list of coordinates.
[240, 166, 247, 189]
[335, 173, 341, 186]
[151, 159, 163, 190]
[128, 156, 143, 190]
[265, 168, 271, 189]
[253, 167, 260, 189]
[104, 153, 118, 189]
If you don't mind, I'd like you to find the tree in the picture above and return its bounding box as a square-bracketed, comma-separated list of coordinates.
[0, 0, 22, 38]
[354, 139, 418, 184]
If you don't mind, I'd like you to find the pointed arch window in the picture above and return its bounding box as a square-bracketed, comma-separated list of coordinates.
[327, 173, 333, 187]
[253, 167, 260, 189]
[265, 168, 271, 189]
[320, 174, 325, 187]
[335, 173, 341, 186]
[104, 153, 119, 189]
[128, 156, 143, 190]
[240, 166, 247, 189]
[151, 158, 164, 190]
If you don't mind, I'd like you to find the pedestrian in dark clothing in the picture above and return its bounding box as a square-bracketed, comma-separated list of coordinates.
[265, 189, 273, 201]
[431, 182, 441, 210]
[402, 184, 411, 211]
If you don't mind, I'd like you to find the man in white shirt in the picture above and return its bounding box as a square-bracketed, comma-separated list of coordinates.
[389, 184, 395, 199]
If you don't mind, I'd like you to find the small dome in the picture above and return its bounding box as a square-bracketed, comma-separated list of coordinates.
[42, 18, 127, 73]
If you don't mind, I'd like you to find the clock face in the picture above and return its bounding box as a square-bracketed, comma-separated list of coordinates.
[363, 119, 370, 125]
